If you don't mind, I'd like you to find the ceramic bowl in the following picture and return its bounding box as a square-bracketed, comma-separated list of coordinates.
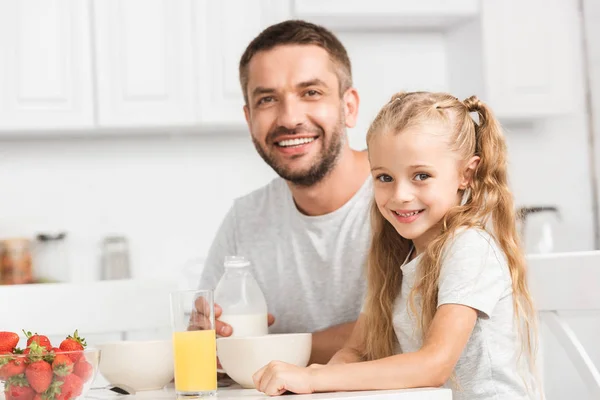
[216, 333, 311, 389]
[97, 340, 173, 391]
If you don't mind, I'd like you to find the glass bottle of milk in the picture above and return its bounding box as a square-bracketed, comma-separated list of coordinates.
[214, 256, 268, 337]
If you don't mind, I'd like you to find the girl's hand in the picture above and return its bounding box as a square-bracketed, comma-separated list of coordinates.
[252, 361, 316, 396]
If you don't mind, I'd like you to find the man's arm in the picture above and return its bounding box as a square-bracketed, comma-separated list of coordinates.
[199, 205, 238, 335]
[326, 314, 366, 365]
[309, 321, 357, 365]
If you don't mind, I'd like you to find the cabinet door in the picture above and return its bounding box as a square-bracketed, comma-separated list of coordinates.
[481, 0, 579, 118]
[0, 0, 94, 131]
[94, 0, 196, 127]
[194, 0, 290, 128]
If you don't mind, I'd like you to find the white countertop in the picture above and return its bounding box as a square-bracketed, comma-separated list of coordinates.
[87, 386, 452, 400]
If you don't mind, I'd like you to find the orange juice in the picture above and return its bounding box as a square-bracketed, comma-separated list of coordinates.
[173, 330, 217, 392]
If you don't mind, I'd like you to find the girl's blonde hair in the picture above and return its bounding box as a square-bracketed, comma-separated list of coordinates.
[361, 91, 538, 385]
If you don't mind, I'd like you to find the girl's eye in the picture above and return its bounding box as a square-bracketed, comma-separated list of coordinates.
[376, 174, 393, 183]
[414, 173, 430, 181]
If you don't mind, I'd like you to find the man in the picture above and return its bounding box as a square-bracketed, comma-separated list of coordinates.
[199, 20, 372, 364]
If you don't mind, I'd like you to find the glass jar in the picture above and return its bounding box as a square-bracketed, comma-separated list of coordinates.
[0, 238, 33, 285]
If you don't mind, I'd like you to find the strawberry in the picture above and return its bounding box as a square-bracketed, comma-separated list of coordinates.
[51, 355, 73, 377]
[0, 355, 27, 379]
[22, 332, 51, 351]
[24, 343, 48, 363]
[25, 361, 53, 393]
[58, 331, 86, 363]
[41, 380, 63, 400]
[56, 374, 82, 400]
[33, 394, 42, 400]
[4, 375, 35, 400]
[73, 358, 93, 383]
[0, 332, 20, 353]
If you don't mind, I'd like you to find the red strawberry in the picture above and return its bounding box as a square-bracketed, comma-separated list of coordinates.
[0, 355, 27, 379]
[51, 354, 73, 377]
[4, 375, 35, 400]
[41, 380, 63, 400]
[73, 358, 93, 383]
[0, 332, 20, 353]
[58, 331, 86, 363]
[56, 374, 82, 400]
[24, 361, 53, 393]
[24, 343, 48, 363]
[33, 394, 42, 400]
[22, 332, 51, 351]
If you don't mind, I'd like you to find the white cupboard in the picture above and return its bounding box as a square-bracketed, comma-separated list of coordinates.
[0, 0, 94, 130]
[93, 0, 196, 127]
[447, 0, 580, 119]
[0, 0, 584, 133]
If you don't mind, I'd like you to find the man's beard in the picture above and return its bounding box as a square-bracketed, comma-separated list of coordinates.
[252, 116, 345, 187]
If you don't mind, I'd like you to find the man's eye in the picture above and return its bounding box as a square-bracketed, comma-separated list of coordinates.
[304, 90, 319, 97]
[257, 96, 274, 105]
[415, 173, 430, 181]
[376, 174, 393, 183]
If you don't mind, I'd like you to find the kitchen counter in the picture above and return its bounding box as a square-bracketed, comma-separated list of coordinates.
[87, 386, 452, 400]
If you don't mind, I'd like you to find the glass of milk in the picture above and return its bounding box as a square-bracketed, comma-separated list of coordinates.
[214, 256, 268, 337]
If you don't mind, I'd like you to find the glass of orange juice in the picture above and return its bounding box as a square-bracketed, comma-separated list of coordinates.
[170, 289, 217, 398]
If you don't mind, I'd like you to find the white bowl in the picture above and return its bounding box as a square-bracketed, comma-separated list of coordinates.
[98, 340, 174, 391]
[217, 333, 311, 389]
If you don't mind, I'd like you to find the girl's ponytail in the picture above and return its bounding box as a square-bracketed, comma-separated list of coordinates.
[464, 95, 540, 395]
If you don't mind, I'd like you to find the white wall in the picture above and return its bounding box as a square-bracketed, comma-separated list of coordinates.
[0, 133, 276, 282]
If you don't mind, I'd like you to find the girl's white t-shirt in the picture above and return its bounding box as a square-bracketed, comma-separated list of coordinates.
[393, 228, 540, 400]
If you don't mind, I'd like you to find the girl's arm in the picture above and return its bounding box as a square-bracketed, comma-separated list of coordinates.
[312, 304, 477, 391]
[326, 314, 367, 365]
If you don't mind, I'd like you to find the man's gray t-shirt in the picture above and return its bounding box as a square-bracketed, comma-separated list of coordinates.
[200, 177, 372, 334]
[393, 228, 539, 400]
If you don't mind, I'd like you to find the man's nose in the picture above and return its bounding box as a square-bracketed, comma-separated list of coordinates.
[276, 97, 304, 129]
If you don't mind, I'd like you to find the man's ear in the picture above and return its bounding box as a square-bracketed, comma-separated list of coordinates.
[243, 104, 251, 131]
[342, 87, 360, 129]
[460, 156, 480, 189]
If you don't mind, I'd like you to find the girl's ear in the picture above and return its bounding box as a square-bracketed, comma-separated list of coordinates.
[460, 156, 480, 189]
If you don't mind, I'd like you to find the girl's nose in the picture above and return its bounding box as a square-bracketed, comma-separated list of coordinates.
[392, 181, 415, 203]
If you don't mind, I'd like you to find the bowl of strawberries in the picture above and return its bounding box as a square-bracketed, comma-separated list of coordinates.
[0, 330, 99, 400]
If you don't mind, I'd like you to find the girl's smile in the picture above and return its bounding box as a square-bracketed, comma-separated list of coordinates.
[391, 209, 425, 223]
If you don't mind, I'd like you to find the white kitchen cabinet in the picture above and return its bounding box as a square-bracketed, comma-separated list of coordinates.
[0, 0, 94, 131]
[447, 0, 580, 120]
[292, 0, 479, 31]
[194, 0, 290, 127]
[93, 0, 196, 127]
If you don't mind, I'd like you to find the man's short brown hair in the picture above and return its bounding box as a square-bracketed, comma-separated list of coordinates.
[239, 20, 352, 105]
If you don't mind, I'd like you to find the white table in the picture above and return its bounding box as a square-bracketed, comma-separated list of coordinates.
[90, 386, 452, 400]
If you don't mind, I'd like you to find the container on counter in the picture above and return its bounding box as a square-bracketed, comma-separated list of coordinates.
[100, 235, 131, 280]
[0, 238, 33, 285]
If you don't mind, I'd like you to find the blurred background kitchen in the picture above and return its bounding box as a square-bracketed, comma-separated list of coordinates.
[0, 0, 598, 399]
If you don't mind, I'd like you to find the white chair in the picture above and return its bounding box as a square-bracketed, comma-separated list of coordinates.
[0, 278, 179, 340]
[527, 251, 600, 398]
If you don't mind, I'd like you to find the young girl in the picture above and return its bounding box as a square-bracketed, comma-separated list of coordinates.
[252, 92, 542, 399]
